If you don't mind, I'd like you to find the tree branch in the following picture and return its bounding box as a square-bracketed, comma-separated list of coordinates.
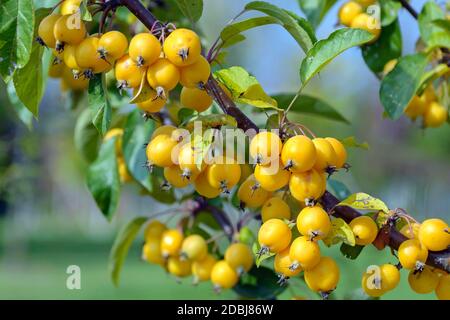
[396, 0, 418, 19]
[118, 0, 449, 273]
[321, 191, 450, 272]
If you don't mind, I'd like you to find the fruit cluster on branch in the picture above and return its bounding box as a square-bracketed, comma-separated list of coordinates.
[116, 0, 450, 276]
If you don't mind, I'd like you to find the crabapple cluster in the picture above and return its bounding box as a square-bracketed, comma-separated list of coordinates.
[383, 60, 448, 128]
[246, 132, 348, 206]
[362, 218, 450, 299]
[405, 85, 448, 128]
[142, 220, 254, 292]
[338, 0, 381, 41]
[39, 0, 213, 114]
[145, 124, 243, 196]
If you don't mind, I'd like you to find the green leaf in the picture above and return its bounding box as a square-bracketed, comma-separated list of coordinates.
[10, 7, 51, 116]
[80, 0, 93, 21]
[122, 110, 175, 204]
[327, 179, 351, 201]
[300, 28, 375, 86]
[184, 114, 237, 131]
[74, 108, 101, 163]
[175, 0, 203, 23]
[0, 0, 35, 82]
[245, 1, 317, 53]
[265, 113, 280, 130]
[178, 108, 196, 125]
[340, 243, 364, 260]
[12, 45, 49, 117]
[297, 0, 337, 29]
[322, 218, 356, 247]
[379, 53, 428, 119]
[272, 93, 349, 123]
[417, 64, 449, 95]
[233, 266, 287, 299]
[341, 136, 369, 150]
[109, 216, 148, 286]
[221, 34, 246, 49]
[362, 19, 402, 74]
[431, 19, 450, 32]
[418, 2, 447, 49]
[89, 74, 111, 135]
[338, 192, 389, 213]
[87, 137, 121, 220]
[6, 82, 34, 130]
[252, 241, 275, 267]
[379, 0, 401, 27]
[220, 16, 278, 47]
[239, 226, 256, 246]
[215, 66, 280, 110]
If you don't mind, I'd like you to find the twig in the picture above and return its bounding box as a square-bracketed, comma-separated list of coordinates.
[396, 0, 418, 19]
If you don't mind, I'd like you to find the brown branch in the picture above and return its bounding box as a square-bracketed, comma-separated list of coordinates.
[396, 0, 418, 19]
[118, 0, 449, 273]
[321, 191, 450, 273]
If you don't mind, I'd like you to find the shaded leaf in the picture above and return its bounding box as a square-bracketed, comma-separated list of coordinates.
[273, 93, 349, 123]
[233, 266, 287, 299]
[87, 137, 121, 220]
[265, 113, 280, 130]
[300, 28, 374, 86]
[362, 19, 402, 74]
[175, 0, 203, 23]
[340, 243, 364, 260]
[379, 53, 428, 119]
[297, 0, 337, 29]
[109, 216, 148, 286]
[6, 82, 34, 130]
[379, 0, 401, 27]
[327, 179, 351, 201]
[74, 108, 101, 163]
[89, 74, 111, 135]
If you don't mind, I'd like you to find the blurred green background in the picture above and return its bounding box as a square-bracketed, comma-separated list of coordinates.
[0, 0, 448, 300]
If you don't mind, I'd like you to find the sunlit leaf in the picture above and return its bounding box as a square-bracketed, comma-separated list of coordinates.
[300, 28, 374, 86]
[338, 193, 389, 213]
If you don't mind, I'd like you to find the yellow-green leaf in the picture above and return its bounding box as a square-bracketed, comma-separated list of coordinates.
[341, 136, 369, 150]
[129, 71, 152, 104]
[338, 193, 389, 213]
[322, 218, 355, 247]
[214, 66, 281, 111]
[252, 241, 275, 267]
